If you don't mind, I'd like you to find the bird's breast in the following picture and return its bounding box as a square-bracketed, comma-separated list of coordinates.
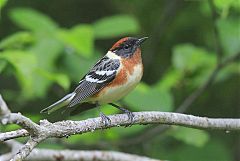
[89, 63, 143, 104]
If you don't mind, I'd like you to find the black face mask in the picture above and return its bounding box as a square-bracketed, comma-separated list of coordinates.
[112, 38, 139, 58]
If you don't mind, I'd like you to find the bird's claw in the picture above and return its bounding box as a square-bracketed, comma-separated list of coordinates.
[125, 111, 134, 127]
[100, 112, 111, 127]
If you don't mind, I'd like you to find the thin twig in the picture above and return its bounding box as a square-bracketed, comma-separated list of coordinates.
[1, 113, 41, 136]
[208, 0, 223, 62]
[0, 129, 29, 142]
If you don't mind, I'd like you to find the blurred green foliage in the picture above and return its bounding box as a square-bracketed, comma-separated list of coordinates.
[0, 7, 140, 99]
[0, 0, 239, 161]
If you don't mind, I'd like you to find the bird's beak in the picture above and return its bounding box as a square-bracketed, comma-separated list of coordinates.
[136, 37, 148, 46]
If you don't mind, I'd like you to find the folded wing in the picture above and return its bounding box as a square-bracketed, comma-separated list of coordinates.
[68, 56, 120, 107]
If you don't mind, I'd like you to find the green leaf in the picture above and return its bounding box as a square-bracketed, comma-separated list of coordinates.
[0, 50, 37, 98]
[61, 51, 97, 82]
[156, 69, 183, 91]
[0, 59, 7, 73]
[172, 44, 221, 87]
[37, 69, 70, 90]
[168, 127, 209, 147]
[124, 83, 174, 111]
[10, 8, 58, 33]
[214, 0, 240, 17]
[0, 0, 7, 10]
[93, 15, 140, 39]
[0, 32, 34, 49]
[58, 25, 94, 57]
[217, 18, 240, 56]
[27, 38, 63, 98]
[172, 44, 216, 72]
[30, 38, 62, 70]
[216, 63, 240, 83]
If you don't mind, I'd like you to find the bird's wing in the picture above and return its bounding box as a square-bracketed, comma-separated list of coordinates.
[68, 56, 120, 107]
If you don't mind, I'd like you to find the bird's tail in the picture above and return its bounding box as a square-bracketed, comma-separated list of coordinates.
[40, 93, 76, 114]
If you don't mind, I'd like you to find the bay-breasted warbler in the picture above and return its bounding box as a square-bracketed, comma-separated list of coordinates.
[41, 37, 148, 125]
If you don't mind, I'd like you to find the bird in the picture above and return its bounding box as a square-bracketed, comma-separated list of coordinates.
[40, 37, 148, 125]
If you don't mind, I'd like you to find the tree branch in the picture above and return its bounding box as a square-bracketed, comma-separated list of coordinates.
[112, 52, 240, 147]
[26, 149, 160, 161]
[11, 137, 44, 161]
[1, 82, 240, 161]
[2, 113, 41, 136]
[1, 111, 240, 142]
[1, 92, 240, 142]
[1, 140, 161, 161]
[0, 129, 29, 142]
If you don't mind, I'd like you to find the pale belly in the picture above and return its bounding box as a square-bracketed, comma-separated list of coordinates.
[89, 64, 143, 104]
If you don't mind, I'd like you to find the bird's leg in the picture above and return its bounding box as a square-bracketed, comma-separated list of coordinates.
[99, 112, 111, 127]
[97, 104, 111, 127]
[109, 103, 134, 126]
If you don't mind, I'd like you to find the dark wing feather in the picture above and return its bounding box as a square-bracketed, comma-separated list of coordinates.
[68, 56, 120, 107]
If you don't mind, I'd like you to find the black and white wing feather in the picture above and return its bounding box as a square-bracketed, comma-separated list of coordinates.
[68, 56, 120, 107]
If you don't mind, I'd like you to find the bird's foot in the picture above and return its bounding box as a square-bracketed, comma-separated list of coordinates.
[108, 103, 135, 127]
[116, 107, 134, 126]
[100, 112, 111, 127]
[124, 110, 134, 127]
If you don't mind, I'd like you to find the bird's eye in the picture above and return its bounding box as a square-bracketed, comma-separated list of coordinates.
[124, 44, 130, 50]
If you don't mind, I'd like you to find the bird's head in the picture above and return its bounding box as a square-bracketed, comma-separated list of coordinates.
[109, 37, 148, 58]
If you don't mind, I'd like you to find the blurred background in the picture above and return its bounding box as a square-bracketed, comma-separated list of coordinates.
[0, 0, 239, 161]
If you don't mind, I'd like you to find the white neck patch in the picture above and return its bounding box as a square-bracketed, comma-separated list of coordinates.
[106, 51, 121, 59]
